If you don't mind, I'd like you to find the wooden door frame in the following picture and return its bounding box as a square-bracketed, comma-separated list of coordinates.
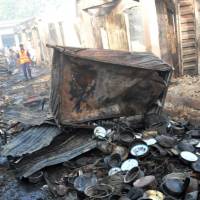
[194, 0, 200, 74]
[175, 0, 184, 75]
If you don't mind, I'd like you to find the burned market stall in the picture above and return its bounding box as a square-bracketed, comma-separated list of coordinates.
[1, 46, 200, 200]
[48, 45, 172, 125]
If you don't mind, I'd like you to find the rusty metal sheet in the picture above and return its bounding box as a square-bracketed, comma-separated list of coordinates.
[3, 108, 49, 125]
[48, 45, 172, 125]
[1, 125, 61, 157]
[14, 131, 96, 178]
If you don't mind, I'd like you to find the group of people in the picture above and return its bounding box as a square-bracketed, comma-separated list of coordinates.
[6, 44, 35, 81]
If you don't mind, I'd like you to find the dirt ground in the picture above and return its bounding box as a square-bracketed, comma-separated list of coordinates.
[0, 66, 53, 200]
[165, 75, 200, 126]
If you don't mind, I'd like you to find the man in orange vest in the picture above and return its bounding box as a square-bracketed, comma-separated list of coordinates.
[17, 44, 32, 80]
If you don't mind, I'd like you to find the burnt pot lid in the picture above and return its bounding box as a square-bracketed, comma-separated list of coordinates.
[187, 130, 200, 138]
[130, 143, 149, 157]
[133, 175, 155, 188]
[163, 179, 184, 197]
[191, 158, 200, 172]
[156, 135, 176, 148]
[180, 151, 198, 162]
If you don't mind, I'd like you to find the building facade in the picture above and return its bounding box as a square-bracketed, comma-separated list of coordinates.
[1, 0, 200, 76]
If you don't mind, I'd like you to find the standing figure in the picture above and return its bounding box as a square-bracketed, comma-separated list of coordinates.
[8, 49, 17, 74]
[17, 44, 32, 80]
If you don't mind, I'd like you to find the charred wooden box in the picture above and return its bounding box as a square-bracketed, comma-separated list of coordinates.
[49, 45, 172, 125]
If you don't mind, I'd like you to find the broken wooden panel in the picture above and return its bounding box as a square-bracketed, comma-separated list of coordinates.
[48, 45, 172, 125]
[105, 12, 129, 51]
[155, 0, 178, 67]
[1, 125, 61, 157]
[14, 132, 97, 178]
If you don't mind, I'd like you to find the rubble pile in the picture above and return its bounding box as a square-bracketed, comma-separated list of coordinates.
[0, 115, 200, 200]
[0, 46, 199, 199]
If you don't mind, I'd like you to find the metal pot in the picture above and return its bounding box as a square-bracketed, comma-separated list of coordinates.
[133, 175, 156, 190]
[130, 140, 149, 158]
[180, 151, 198, 165]
[112, 145, 128, 161]
[119, 130, 135, 146]
[124, 167, 144, 183]
[104, 153, 122, 168]
[84, 184, 113, 199]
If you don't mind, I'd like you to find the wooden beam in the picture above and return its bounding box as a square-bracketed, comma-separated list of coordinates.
[175, 1, 184, 75]
[194, 0, 200, 74]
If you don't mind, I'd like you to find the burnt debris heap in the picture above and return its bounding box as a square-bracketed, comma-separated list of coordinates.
[1, 46, 200, 200]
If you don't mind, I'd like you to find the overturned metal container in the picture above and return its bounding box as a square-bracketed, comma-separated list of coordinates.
[48, 45, 172, 125]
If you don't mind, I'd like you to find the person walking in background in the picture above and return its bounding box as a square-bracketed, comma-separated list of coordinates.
[8, 48, 17, 74]
[17, 44, 33, 80]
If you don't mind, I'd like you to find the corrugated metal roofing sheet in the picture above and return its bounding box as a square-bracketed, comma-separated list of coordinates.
[50, 46, 172, 71]
[1, 125, 61, 157]
[14, 132, 96, 178]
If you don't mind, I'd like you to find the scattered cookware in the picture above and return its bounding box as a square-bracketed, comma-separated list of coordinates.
[119, 130, 135, 145]
[133, 175, 156, 189]
[171, 124, 185, 135]
[177, 141, 195, 153]
[112, 145, 129, 161]
[143, 138, 157, 146]
[108, 167, 122, 176]
[169, 148, 179, 156]
[94, 126, 108, 139]
[124, 167, 144, 183]
[150, 144, 167, 156]
[104, 153, 122, 168]
[162, 172, 187, 182]
[144, 190, 165, 200]
[130, 140, 149, 158]
[180, 151, 198, 164]
[196, 142, 200, 148]
[56, 184, 68, 196]
[156, 135, 177, 148]
[182, 138, 200, 146]
[161, 177, 190, 198]
[84, 184, 113, 199]
[121, 159, 139, 171]
[97, 141, 113, 154]
[74, 173, 97, 192]
[64, 189, 78, 200]
[143, 130, 158, 138]
[186, 129, 200, 139]
[186, 177, 199, 193]
[120, 184, 132, 196]
[191, 158, 200, 173]
[126, 187, 143, 200]
[184, 191, 199, 200]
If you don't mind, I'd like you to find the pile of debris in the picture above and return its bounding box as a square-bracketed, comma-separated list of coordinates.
[1, 115, 200, 199]
[0, 46, 199, 200]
